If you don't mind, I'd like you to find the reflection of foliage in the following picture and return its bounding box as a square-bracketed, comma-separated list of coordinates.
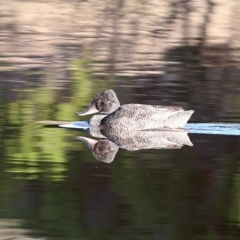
[71, 59, 93, 105]
[58, 59, 94, 121]
[3, 60, 99, 181]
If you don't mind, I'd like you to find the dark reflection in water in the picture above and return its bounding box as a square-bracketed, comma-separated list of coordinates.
[1, 0, 240, 239]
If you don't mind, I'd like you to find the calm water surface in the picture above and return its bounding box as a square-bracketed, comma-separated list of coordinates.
[1, 1, 240, 239]
[1, 88, 240, 240]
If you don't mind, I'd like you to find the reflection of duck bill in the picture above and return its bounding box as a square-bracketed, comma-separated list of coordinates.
[74, 136, 98, 149]
[75, 89, 194, 130]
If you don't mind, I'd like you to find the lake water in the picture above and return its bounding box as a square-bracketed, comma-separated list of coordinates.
[1, 1, 240, 239]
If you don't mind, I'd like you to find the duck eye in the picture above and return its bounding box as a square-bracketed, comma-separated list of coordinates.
[95, 99, 104, 111]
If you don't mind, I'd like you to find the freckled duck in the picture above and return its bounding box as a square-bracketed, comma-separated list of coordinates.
[75, 89, 194, 130]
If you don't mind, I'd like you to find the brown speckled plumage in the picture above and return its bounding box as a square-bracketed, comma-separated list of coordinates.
[76, 89, 194, 130]
[100, 104, 194, 130]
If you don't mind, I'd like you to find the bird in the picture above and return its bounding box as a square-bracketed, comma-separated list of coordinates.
[75, 89, 194, 130]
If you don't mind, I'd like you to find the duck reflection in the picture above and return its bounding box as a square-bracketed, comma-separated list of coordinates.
[74, 128, 193, 163]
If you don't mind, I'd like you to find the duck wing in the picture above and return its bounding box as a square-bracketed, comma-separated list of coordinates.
[101, 104, 193, 130]
[119, 104, 184, 119]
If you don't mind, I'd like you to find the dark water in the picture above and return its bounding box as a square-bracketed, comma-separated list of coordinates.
[1, 1, 240, 239]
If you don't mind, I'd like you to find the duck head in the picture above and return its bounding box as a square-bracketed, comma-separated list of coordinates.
[75, 89, 120, 116]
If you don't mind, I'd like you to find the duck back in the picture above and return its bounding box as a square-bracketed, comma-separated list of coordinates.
[100, 104, 193, 130]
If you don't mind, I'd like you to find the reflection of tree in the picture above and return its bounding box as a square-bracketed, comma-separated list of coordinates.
[1, 60, 96, 181]
[157, 1, 240, 123]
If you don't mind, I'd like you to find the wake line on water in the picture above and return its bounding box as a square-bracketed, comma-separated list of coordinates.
[185, 123, 240, 136]
[58, 122, 240, 136]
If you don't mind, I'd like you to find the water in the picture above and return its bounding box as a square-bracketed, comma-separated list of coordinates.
[1, 1, 240, 239]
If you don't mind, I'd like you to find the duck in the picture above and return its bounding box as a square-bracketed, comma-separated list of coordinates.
[75, 89, 194, 130]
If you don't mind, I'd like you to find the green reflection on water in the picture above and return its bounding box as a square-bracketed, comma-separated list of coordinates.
[1, 59, 110, 181]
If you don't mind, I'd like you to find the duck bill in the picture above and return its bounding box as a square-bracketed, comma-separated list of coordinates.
[75, 103, 99, 116]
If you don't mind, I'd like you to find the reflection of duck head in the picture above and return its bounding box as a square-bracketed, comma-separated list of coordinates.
[74, 136, 118, 163]
[75, 89, 194, 130]
[75, 129, 193, 163]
